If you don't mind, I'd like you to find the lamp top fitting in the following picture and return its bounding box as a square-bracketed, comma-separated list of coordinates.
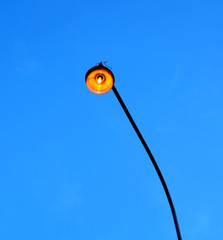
[85, 62, 115, 95]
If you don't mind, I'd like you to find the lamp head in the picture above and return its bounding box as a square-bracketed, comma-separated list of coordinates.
[85, 62, 115, 95]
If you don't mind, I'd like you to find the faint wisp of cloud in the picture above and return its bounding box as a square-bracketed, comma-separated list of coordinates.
[48, 181, 83, 215]
[15, 59, 42, 73]
[13, 41, 42, 73]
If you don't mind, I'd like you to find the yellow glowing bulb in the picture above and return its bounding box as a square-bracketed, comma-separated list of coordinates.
[85, 63, 115, 95]
[97, 76, 103, 84]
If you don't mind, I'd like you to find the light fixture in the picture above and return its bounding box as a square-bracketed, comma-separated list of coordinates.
[85, 62, 182, 240]
[85, 62, 114, 95]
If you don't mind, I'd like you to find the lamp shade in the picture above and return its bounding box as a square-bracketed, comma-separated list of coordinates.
[85, 63, 115, 95]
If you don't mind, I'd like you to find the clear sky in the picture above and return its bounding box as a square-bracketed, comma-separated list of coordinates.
[0, 0, 223, 239]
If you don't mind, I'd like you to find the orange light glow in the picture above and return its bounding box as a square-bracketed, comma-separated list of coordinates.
[85, 63, 114, 95]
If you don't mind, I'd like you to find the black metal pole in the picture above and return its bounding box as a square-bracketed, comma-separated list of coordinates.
[112, 85, 182, 240]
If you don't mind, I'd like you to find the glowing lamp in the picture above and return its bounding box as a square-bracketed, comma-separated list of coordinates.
[85, 62, 115, 95]
[84, 62, 182, 240]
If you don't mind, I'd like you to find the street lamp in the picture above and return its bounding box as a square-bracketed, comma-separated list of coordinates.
[85, 62, 182, 240]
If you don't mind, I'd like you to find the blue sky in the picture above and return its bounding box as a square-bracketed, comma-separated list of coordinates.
[0, 0, 223, 239]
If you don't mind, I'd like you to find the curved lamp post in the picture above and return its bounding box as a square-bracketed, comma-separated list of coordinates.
[85, 62, 182, 240]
